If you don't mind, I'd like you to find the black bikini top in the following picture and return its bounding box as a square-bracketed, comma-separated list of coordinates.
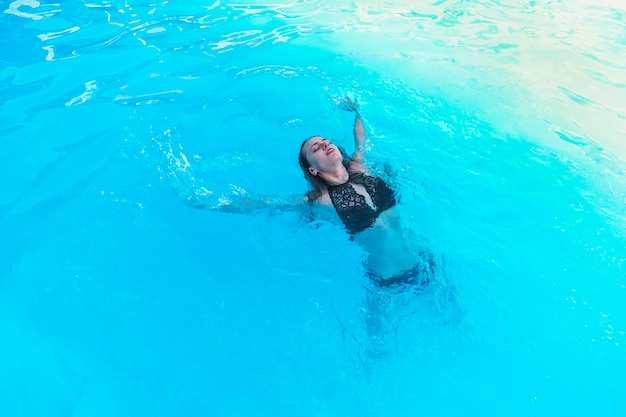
[327, 172, 397, 234]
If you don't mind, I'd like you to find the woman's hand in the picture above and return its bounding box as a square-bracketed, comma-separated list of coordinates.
[337, 96, 360, 115]
[336, 97, 366, 167]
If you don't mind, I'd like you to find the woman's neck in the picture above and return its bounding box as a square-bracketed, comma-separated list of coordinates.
[320, 165, 349, 186]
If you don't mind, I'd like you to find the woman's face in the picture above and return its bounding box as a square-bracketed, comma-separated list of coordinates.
[302, 136, 342, 175]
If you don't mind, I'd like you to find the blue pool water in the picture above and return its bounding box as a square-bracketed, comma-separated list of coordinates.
[2, 0, 626, 416]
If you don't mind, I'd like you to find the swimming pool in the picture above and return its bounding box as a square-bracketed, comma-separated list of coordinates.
[1, 0, 625, 415]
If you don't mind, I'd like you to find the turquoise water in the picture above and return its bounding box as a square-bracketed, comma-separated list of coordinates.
[2, 0, 626, 416]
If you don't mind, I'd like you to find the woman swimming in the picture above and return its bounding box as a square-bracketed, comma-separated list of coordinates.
[188, 97, 434, 289]
[298, 99, 433, 289]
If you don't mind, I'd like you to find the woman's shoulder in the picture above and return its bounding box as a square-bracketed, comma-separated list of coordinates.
[305, 190, 332, 205]
[348, 159, 367, 174]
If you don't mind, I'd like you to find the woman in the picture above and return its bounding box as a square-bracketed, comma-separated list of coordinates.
[188, 98, 433, 289]
[298, 99, 433, 289]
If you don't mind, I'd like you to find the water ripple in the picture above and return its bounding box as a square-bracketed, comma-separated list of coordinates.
[235, 64, 318, 79]
[4, 0, 60, 21]
[2, 0, 625, 160]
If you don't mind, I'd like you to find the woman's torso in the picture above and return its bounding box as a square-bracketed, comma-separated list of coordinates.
[314, 172, 431, 284]
[324, 171, 397, 234]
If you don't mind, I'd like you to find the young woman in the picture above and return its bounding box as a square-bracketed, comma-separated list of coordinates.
[190, 98, 434, 289]
[298, 99, 433, 289]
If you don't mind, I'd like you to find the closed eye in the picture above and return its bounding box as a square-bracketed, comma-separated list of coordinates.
[312, 140, 328, 153]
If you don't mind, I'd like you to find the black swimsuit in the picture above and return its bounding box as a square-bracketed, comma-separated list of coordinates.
[327, 172, 432, 289]
[327, 172, 397, 234]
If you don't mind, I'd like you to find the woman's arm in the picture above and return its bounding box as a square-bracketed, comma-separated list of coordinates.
[186, 191, 307, 215]
[187, 190, 340, 229]
[340, 97, 367, 172]
[352, 113, 366, 164]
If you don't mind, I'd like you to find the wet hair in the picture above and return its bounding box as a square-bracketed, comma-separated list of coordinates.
[298, 136, 350, 201]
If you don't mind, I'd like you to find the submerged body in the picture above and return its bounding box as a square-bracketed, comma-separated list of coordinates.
[355, 209, 433, 288]
[314, 174, 432, 288]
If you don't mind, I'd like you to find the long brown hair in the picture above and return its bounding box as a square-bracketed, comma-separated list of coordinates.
[298, 136, 350, 201]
